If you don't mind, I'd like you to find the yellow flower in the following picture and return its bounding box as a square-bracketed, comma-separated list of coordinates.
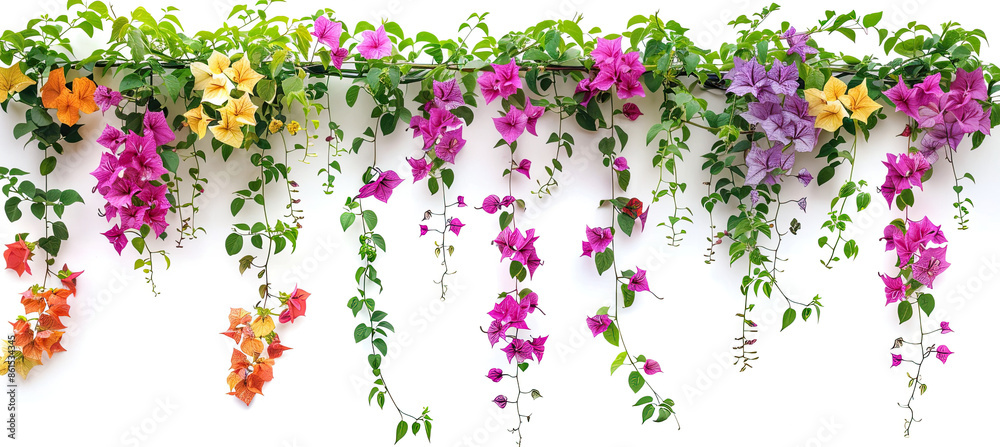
[202, 76, 234, 106]
[287, 120, 301, 136]
[183, 105, 212, 139]
[268, 119, 284, 134]
[838, 82, 882, 122]
[223, 93, 258, 126]
[223, 57, 265, 94]
[804, 77, 850, 132]
[191, 51, 231, 90]
[210, 112, 245, 148]
[0, 63, 35, 103]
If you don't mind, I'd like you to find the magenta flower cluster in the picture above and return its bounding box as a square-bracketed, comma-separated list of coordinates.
[311, 16, 350, 69]
[575, 37, 646, 104]
[884, 67, 992, 162]
[90, 108, 175, 253]
[408, 78, 468, 176]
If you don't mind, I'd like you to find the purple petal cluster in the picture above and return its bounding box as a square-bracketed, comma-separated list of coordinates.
[492, 227, 542, 277]
[879, 152, 931, 205]
[575, 37, 647, 103]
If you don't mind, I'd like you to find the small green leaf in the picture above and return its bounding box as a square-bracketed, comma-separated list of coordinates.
[628, 371, 645, 393]
[395, 420, 408, 444]
[362, 210, 378, 230]
[917, 294, 935, 317]
[340, 212, 356, 231]
[39, 156, 57, 175]
[898, 300, 913, 324]
[225, 233, 243, 256]
[610, 351, 627, 375]
[595, 248, 614, 276]
[780, 307, 796, 331]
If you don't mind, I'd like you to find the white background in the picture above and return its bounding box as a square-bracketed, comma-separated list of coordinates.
[3, 0, 1000, 446]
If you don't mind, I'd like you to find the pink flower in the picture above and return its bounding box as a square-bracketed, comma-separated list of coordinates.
[879, 273, 907, 305]
[279, 286, 310, 324]
[3, 239, 33, 277]
[493, 395, 508, 409]
[143, 110, 176, 147]
[627, 268, 650, 293]
[435, 128, 466, 163]
[642, 359, 662, 375]
[935, 345, 953, 364]
[581, 241, 593, 257]
[102, 224, 128, 254]
[357, 170, 403, 203]
[940, 321, 953, 334]
[449, 218, 464, 236]
[911, 246, 950, 288]
[486, 368, 503, 382]
[94, 86, 122, 113]
[587, 314, 612, 337]
[529, 336, 547, 362]
[493, 106, 527, 145]
[477, 60, 522, 104]
[514, 159, 531, 178]
[330, 47, 349, 70]
[358, 25, 391, 59]
[613, 157, 629, 171]
[419, 225, 428, 236]
[585, 226, 613, 254]
[523, 100, 545, 136]
[96, 124, 126, 151]
[457, 196, 467, 207]
[311, 16, 343, 49]
[622, 102, 642, 121]
[891, 354, 902, 367]
[407, 157, 431, 182]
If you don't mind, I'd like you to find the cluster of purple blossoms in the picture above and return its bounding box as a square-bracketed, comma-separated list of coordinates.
[479, 60, 545, 162]
[493, 226, 542, 278]
[311, 16, 349, 69]
[781, 27, 818, 62]
[91, 109, 175, 254]
[879, 152, 931, 205]
[575, 37, 646, 105]
[880, 216, 950, 303]
[883, 67, 992, 162]
[408, 78, 468, 176]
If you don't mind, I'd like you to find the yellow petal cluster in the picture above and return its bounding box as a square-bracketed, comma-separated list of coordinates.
[803, 76, 882, 132]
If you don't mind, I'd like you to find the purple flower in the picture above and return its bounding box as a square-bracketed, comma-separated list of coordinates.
[432, 79, 465, 110]
[523, 100, 545, 136]
[358, 25, 391, 59]
[514, 159, 531, 178]
[123, 133, 168, 181]
[486, 368, 504, 383]
[797, 197, 807, 212]
[615, 70, 645, 99]
[449, 218, 464, 236]
[102, 224, 127, 254]
[90, 152, 124, 192]
[622, 103, 642, 121]
[357, 170, 404, 203]
[529, 336, 547, 362]
[435, 128, 466, 164]
[907, 216, 947, 247]
[97, 124, 127, 151]
[881, 224, 903, 251]
[591, 37, 623, 66]
[749, 190, 761, 207]
[587, 314, 612, 337]
[574, 77, 597, 107]
[585, 226, 613, 254]
[478, 60, 521, 104]
[767, 60, 799, 97]
[725, 57, 775, 101]
[613, 157, 629, 172]
[486, 320, 505, 347]
[493, 106, 527, 145]
[488, 295, 529, 330]
[940, 321, 953, 334]
[457, 196, 467, 207]
[911, 246, 950, 288]
[520, 292, 539, 314]
[501, 338, 534, 363]
[891, 354, 902, 367]
[501, 196, 516, 207]
[936, 345, 953, 364]
[797, 168, 813, 187]
[311, 16, 343, 49]
[745, 142, 794, 186]
[143, 111, 176, 147]
[951, 67, 988, 103]
[330, 47, 349, 70]
[880, 273, 907, 305]
[94, 86, 122, 113]
[782, 27, 818, 62]
[119, 205, 147, 230]
[104, 177, 139, 208]
[627, 268, 650, 293]
[642, 359, 662, 375]
[481, 194, 502, 214]
[419, 225, 428, 236]
[581, 241, 593, 257]
[493, 395, 508, 409]
[883, 76, 928, 120]
[407, 157, 431, 182]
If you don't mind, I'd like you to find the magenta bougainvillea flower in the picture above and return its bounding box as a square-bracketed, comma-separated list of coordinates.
[457, 196, 467, 207]
[587, 36, 647, 99]
[613, 157, 629, 171]
[642, 359, 662, 375]
[432, 79, 465, 110]
[311, 16, 343, 49]
[357, 170, 403, 203]
[489, 295, 529, 331]
[102, 224, 127, 254]
[622, 102, 642, 121]
[478, 60, 522, 104]
[449, 218, 464, 236]
[935, 345, 953, 364]
[493, 105, 527, 145]
[581, 241, 593, 257]
[781, 27, 818, 62]
[94, 85, 122, 113]
[891, 353, 903, 367]
[97, 124, 126, 151]
[330, 47, 349, 70]
[481, 194, 502, 214]
[906, 216, 947, 246]
[501, 338, 534, 363]
[520, 292, 539, 314]
[585, 226, 613, 254]
[940, 321, 953, 334]
[142, 110, 176, 147]
[279, 286, 310, 323]
[514, 159, 531, 178]
[407, 157, 431, 182]
[880, 152, 931, 205]
[358, 25, 391, 59]
[435, 128, 466, 163]
[493, 395, 508, 409]
[529, 336, 547, 362]
[523, 100, 544, 136]
[745, 142, 795, 186]
[797, 168, 813, 186]
[419, 224, 428, 236]
[879, 273, 907, 305]
[881, 224, 903, 251]
[911, 246, 950, 288]
[587, 314, 612, 337]
[627, 268, 650, 293]
[486, 368, 504, 383]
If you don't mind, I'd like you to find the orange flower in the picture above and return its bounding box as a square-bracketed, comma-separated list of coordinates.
[41, 68, 99, 125]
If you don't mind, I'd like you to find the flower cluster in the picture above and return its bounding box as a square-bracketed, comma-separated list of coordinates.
[185, 51, 265, 148]
[4, 264, 82, 378]
[92, 110, 175, 253]
[221, 287, 306, 405]
[40, 67, 97, 126]
[575, 37, 646, 104]
[883, 68, 991, 162]
[804, 75, 882, 131]
[311, 16, 349, 69]
[879, 152, 930, 205]
[409, 78, 468, 173]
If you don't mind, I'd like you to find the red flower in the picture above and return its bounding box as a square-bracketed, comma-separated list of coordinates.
[279, 286, 311, 324]
[622, 198, 643, 219]
[58, 264, 83, 295]
[4, 239, 34, 276]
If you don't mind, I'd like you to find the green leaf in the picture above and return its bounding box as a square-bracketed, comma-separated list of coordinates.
[617, 212, 634, 237]
[346, 85, 360, 107]
[863, 11, 883, 27]
[628, 371, 645, 393]
[394, 420, 408, 444]
[340, 212, 356, 231]
[897, 300, 913, 324]
[641, 404, 655, 423]
[603, 321, 619, 347]
[441, 169, 454, 189]
[424, 421, 432, 442]
[634, 396, 653, 407]
[595, 248, 614, 276]
[817, 165, 836, 186]
[255, 79, 276, 103]
[225, 233, 243, 256]
[780, 307, 796, 331]
[160, 150, 179, 174]
[52, 221, 69, 240]
[362, 210, 378, 230]
[4, 197, 21, 222]
[38, 236, 60, 256]
[354, 323, 371, 343]
[230, 198, 245, 216]
[617, 169, 630, 191]
[917, 294, 935, 317]
[610, 351, 627, 375]
[118, 73, 145, 91]
[39, 156, 57, 175]
[59, 189, 84, 206]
